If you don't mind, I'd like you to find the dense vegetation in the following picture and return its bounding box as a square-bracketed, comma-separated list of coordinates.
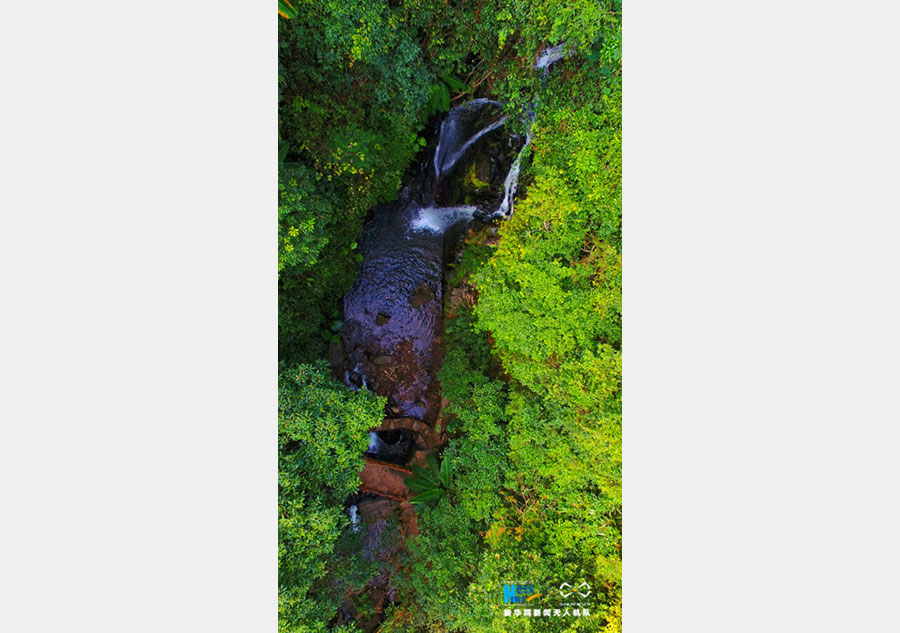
[279, 0, 621, 631]
[279, 364, 389, 631]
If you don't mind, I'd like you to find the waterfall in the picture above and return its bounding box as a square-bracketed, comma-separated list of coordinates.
[345, 363, 370, 391]
[493, 127, 533, 219]
[342, 50, 567, 418]
[433, 99, 506, 180]
[490, 43, 568, 219]
[535, 42, 569, 71]
[332, 42, 580, 627]
[410, 205, 478, 234]
[348, 504, 360, 531]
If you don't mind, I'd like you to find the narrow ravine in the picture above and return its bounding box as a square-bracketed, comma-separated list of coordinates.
[330, 49, 564, 628]
[327, 99, 524, 628]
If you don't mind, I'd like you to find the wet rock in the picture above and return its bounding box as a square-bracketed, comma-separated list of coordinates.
[433, 99, 505, 181]
[357, 497, 399, 524]
[403, 403, 427, 420]
[408, 282, 434, 308]
[327, 339, 344, 370]
[341, 99, 518, 425]
[436, 116, 522, 213]
[447, 285, 477, 316]
[367, 429, 412, 464]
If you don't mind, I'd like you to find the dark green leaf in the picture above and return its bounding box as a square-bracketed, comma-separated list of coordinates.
[412, 464, 439, 486]
[442, 74, 466, 92]
[439, 82, 450, 111]
[410, 488, 444, 505]
[440, 457, 452, 489]
[405, 477, 436, 493]
[426, 453, 441, 480]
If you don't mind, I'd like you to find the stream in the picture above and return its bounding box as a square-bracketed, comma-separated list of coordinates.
[332, 48, 565, 628]
[340, 98, 525, 425]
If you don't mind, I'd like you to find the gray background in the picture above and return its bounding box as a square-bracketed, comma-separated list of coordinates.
[1, 1, 898, 631]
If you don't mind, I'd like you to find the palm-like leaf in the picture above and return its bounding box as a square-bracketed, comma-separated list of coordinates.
[441, 74, 466, 93]
[405, 477, 435, 493]
[406, 456, 452, 505]
[412, 464, 439, 486]
[278, 0, 298, 18]
[426, 453, 441, 479]
[440, 457, 452, 488]
[410, 488, 444, 505]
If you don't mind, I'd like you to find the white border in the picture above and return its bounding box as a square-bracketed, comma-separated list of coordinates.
[3, 1, 900, 630]
[0, 3, 277, 631]
[627, 0, 900, 630]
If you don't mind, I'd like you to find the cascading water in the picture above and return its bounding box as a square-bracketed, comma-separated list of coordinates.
[486, 42, 570, 220]
[365, 429, 413, 464]
[535, 42, 569, 71]
[410, 205, 478, 234]
[433, 99, 507, 180]
[492, 126, 532, 219]
[339, 98, 515, 422]
[366, 432, 383, 454]
[339, 52, 573, 414]
[347, 504, 360, 532]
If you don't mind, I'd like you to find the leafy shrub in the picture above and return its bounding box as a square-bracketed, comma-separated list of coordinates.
[279, 363, 386, 632]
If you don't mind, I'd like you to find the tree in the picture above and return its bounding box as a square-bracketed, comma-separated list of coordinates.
[279, 363, 386, 632]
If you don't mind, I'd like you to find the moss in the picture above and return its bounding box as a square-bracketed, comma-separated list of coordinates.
[464, 161, 491, 192]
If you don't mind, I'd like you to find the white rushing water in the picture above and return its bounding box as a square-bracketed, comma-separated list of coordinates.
[535, 42, 569, 70]
[492, 43, 568, 218]
[495, 128, 533, 218]
[345, 363, 370, 391]
[410, 205, 478, 233]
[433, 99, 506, 179]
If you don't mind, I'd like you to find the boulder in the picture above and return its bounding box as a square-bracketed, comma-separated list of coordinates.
[408, 282, 434, 308]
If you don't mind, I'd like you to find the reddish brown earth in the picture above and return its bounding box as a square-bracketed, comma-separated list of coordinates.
[359, 457, 412, 502]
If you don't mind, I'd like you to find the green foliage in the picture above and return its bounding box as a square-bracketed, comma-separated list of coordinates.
[385, 283, 511, 630]
[277, 162, 362, 364]
[426, 74, 467, 116]
[278, 0, 298, 19]
[278, 363, 386, 632]
[277, 0, 623, 365]
[390, 16, 622, 630]
[277, 0, 436, 364]
[469, 56, 622, 632]
[392, 499, 488, 631]
[278, 166, 334, 273]
[407, 453, 453, 505]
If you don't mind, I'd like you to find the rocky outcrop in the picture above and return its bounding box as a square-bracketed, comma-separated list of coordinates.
[372, 417, 443, 451]
[359, 457, 412, 501]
